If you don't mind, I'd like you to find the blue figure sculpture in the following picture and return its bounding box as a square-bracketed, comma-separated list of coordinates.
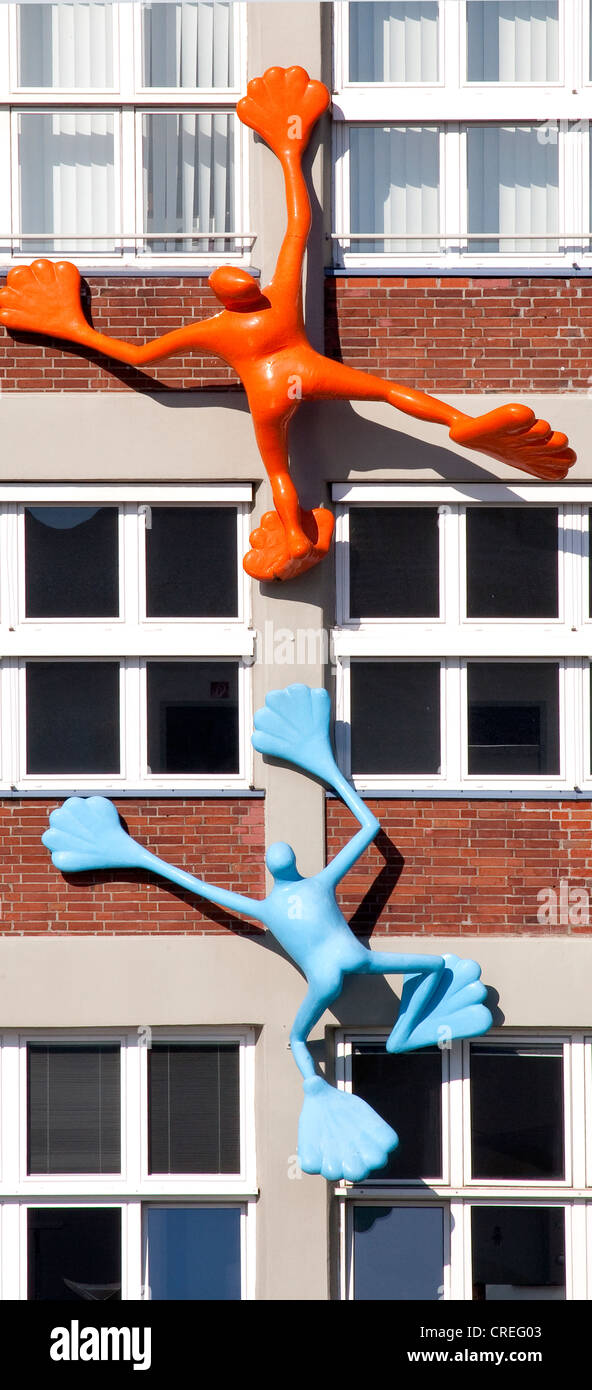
[42, 684, 492, 1182]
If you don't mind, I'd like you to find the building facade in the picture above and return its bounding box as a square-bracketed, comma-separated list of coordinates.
[1, 0, 592, 1301]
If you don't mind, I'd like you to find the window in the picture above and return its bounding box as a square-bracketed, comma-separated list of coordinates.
[333, 1, 592, 268]
[0, 1028, 256, 1300]
[0, 484, 254, 789]
[0, 2, 250, 266]
[333, 483, 592, 793]
[338, 1031, 591, 1300]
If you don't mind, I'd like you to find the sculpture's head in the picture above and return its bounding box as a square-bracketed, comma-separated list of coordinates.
[208, 266, 268, 312]
[266, 840, 300, 882]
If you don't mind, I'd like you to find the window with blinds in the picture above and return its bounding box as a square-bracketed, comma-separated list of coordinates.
[148, 1043, 240, 1174]
[27, 1044, 121, 1175]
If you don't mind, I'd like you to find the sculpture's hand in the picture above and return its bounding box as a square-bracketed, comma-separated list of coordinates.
[252, 683, 339, 783]
[42, 796, 149, 873]
[237, 64, 329, 159]
[0, 260, 89, 342]
[449, 403, 576, 480]
[243, 508, 335, 583]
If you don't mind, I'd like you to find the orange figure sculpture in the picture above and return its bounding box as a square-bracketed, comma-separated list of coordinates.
[0, 66, 576, 582]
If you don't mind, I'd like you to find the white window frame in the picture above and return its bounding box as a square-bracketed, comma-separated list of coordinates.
[337, 1028, 592, 1300]
[0, 1025, 257, 1300]
[0, 483, 255, 791]
[332, 0, 592, 269]
[0, 1, 252, 268]
[333, 482, 592, 794]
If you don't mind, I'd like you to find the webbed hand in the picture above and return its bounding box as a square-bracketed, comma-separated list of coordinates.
[252, 683, 340, 783]
[42, 796, 149, 873]
[449, 403, 576, 480]
[237, 65, 330, 160]
[0, 259, 88, 342]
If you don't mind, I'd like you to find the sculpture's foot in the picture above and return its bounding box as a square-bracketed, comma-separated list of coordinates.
[237, 65, 330, 159]
[0, 259, 87, 341]
[449, 404, 576, 480]
[243, 507, 335, 582]
[298, 1075, 398, 1182]
[387, 955, 492, 1054]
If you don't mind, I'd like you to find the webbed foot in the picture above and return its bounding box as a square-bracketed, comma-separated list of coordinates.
[387, 955, 492, 1054]
[298, 1075, 398, 1182]
[449, 404, 576, 480]
[243, 507, 334, 582]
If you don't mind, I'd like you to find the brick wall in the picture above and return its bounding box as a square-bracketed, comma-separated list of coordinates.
[0, 276, 241, 392]
[326, 798, 592, 936]
[0, 798, 265, 935]
[325, 276, 591, 393]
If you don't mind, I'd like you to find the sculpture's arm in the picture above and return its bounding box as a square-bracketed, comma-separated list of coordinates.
[317, 765, 380, 890]
[266, 148, 311, 305]
[130, 846, 269, 925]
[0, 260, 220, 366]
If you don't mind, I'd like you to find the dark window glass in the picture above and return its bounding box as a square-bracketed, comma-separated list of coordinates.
[147, 1207, 241, 1300]
[147, 662, 239, 774]
[354, 1206, 444, 1300]
[148, 1044, 240, 1174]
[26, 662, 120, 774]
[472, 1207, 565, 1301]
[28, 1045, 120, 1175]
[466, 507, 558, 618]
[25, 507, 118, 618]
[352, 1046, 442, 1179]
[146, 507, 238, 618]
[349, 507, 439, 618]
[467, 662, 559, 775]
[470, 1046, 563, 1180]
[351, 661, 440, 774]
[28, 1208, 121, 1301]
[589, 510, 592, 619]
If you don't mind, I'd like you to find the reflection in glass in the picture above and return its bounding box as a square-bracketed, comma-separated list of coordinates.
[28, 1045, 120, 1175]
[148, 1044, 240, 1174]
[25, 506, 119, 618]
[472, 1207, 565, 1300]
[147, 1207, 240, 1300]
[146, 662, 238, 774]
[351, 661, 440, 775]
[467, 662, 559, 775]
[354, 1206, 444, 1300]
[470, 1045, 564, 1180]
[28, 1208, 121, 1301]
[352, 1046, 442, 1179]
[349, 507, 439, 618]
[146, 508, 237, 617]
[466, 507, 557, 618]
[26, 662, 120, 774]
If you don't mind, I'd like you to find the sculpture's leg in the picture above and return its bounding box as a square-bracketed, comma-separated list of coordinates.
[359, 951, 492, 1054]
[290, 979, 338, 1082]
[244, 416, 335, 582]
[252, 416, 311, 560]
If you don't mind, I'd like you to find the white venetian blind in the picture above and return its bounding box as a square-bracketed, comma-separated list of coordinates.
[18, 111, 116, 253]
[18, 2, 114, 88]
[348, 2, 439, 83]
[466, 1, 559, 83]
[142, 1, 235, 88]
[467, 125, 559, 253]
[349, 125, 439, 253]
[143, 112, 235, 251]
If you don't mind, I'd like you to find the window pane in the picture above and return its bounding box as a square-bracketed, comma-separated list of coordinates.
[25, 506, 119, 618]
[466, 507, 558, 618]
[26, 661, 120, 774]
[472, 1207, 565, 1300]
[352, 1046, 442, 1179]
[142, 112, 235, 254]
[354, 1206, 444, 1300]
[146, 507, 237, 617]
[467, 125, 558, 254]
[146, 662, 239, 774]
[470, 1045, 564, 1179]
[147, 1207, 240, 1299]
[467, 662, 559, 775]
[28, 1208, 121, 1301]
[18, 111, 116, 254]
[349, 125, 439, 254]
[349, 2, 439, 82]
[351, 661, 440, 774]
[148, 1044, 240, 1173]
[18, 3, 114, 87]
[28, 1045, 120, 1175]
[349, 507, 439, 618]
[142, 2, 235, 87]
[467, 2, 559, 82]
